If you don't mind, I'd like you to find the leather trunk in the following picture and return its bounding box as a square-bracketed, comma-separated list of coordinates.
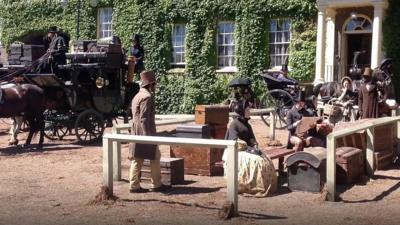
[209, 124, 228, 139]
[374, 150, 393, 170]
[195, 105, 229, 125]
[140, 158, 184, 185]
[170, 146, 224, 176]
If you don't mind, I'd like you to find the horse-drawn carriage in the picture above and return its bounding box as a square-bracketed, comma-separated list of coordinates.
[1, 40, 137, 143]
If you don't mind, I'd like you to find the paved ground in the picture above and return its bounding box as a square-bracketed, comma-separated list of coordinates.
[0, 117, 400, 225]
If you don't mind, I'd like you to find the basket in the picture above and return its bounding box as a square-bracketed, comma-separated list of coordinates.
[324, 104, 341, 116]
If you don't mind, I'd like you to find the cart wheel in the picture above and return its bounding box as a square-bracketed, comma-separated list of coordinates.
[44, 121, 68, 141]
[74, 109, 105, 143]
[260, 89, 294, 128]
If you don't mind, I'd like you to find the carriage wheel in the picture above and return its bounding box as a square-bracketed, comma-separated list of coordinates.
[74, 109, 105, 143]
[260, 89, 294, 128]
[44, 121, 68, 141]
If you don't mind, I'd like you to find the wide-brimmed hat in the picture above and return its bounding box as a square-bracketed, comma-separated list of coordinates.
[341, 76, 352, 86]
[379, 58, 392, 70]
[295, 90, 306, 102]
[281, 64, 288, 72]
[48, 26, 58, 33]
[363, 67, 373, 77]
[140, 70, 156, 87]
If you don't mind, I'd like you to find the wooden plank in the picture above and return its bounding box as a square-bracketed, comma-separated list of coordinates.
[226, 144, 238, 215]
[103, 134, 235, 148]
[270, 111, 276, 140]
[366, 127, 375, 175]
[102, 137, 114, 195]
[326, 135, 337, 201]
[112, 127, 122, 181]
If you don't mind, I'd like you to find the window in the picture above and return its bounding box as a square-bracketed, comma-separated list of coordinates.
[171, 24, 186, 65]
[269, 19, 291, 68]
[217, 22, 235, 68]
[98, 8, 113, 39]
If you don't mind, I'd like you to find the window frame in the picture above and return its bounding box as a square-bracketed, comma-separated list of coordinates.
[268, 18, 292, 69]
[97, 7, 113, 40]
[216, 21, 236, 72]
[171, 23, 186, 66]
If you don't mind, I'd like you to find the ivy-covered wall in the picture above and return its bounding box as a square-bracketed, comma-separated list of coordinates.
[0, 0, 318, 113]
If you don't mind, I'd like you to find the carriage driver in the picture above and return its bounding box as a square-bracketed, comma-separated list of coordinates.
[128, 70, 170, 193]
[276, 64, 298, 86]
[36, 26, 67, 73]
[286, 91, 325, 152]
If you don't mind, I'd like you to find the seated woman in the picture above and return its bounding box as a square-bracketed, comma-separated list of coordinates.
[223, 100, 277, 197]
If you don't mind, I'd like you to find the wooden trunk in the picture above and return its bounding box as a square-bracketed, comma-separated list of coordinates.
[335, 147, 365, 184]
[195, 105, 229, 125]
[374, 124, 396, 152]
[210, 124, 227, 139]
[140, 158, 184, 185]
[374, 150, 393, 170]
[170, 146, 224, 176]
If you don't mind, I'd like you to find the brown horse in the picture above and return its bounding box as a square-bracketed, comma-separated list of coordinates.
[0, 83, 45, 148]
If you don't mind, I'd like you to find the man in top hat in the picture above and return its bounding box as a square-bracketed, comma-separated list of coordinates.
[36, 26, 67, 73]
[276, 64, 298, 86]
[286, 91, 324, 152]
[128, 70, 170, 193]
[358, 67, 380, 118]
[127, 34, 145, 81]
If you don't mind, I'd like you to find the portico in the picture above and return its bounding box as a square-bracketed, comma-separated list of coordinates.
[315, 0, 388, 84]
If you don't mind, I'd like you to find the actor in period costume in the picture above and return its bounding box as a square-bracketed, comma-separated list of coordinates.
[358, 67, 379, 119]
[276, 64, 298, 86]
[36, 26, 67, 73]
[286, 91, 324, 152]
[128, 70, 170, 193]
[127, 34, 145, 81]
[223, 100, 277, 197]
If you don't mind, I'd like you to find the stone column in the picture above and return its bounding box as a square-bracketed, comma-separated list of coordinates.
[314, 6, 327, 85]
[370, 1, 387, 69]
[325, 8, 337, 82]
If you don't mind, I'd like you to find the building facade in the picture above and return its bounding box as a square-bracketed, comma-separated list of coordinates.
[315, 0, 389, 83]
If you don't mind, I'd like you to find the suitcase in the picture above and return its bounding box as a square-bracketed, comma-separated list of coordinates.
[176, 124, 211, 139]
[140, 157, 184, 185]
[195, 105, 229, 125]
[335, 147, 364, 184]
[170, 146, 224, 176]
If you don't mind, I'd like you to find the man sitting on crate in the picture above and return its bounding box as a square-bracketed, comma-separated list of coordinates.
[223, 100, 277, 197]
[286, 91, 326, 152]
[36, 26, 67, 74]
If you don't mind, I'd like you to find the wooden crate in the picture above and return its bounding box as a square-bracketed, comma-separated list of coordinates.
[170, 146, 224, 176]
[140, 157, 184, 185]
[195, 105, 229, 125]
[374, 124, 396, 152]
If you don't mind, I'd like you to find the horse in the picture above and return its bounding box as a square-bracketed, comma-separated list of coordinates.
[0, 83, 45, 149]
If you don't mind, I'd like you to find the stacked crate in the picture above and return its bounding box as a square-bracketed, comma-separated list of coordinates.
[170, 105, 229, 176]
[141, 158, 184, 185]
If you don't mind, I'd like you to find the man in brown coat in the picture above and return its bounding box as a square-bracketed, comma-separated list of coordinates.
[358, 67, 379, 119]
[128, 70, 170, 193]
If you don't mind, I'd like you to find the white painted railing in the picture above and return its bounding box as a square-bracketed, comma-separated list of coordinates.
[102, 134, 239, 214]
[326, 116, 400, 201]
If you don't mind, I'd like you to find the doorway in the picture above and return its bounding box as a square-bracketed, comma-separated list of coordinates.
[346, 33, 372, 75]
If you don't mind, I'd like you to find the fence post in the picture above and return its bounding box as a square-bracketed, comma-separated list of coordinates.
[103, 137, 114, 194]
[326, 135, 336, 201]
[112, 127, 122, 181]
[366, 127, 375, 175]
[270, 111, 276, 140]
[226, 143, 238, 215]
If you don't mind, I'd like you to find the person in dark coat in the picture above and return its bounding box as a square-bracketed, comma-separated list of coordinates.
[36, 26, 67, 73]
[286, 91, 324, 152]
[128, 70, 170, 193]
[128, 34, 145, 80]
[225, 100, 258, 149]
[358, 67, 379, 119]
[276, 64, 298, 86]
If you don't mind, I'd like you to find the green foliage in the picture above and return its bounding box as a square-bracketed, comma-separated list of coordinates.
[383, 0, 400, 100]
[0, 0, 318, 113]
